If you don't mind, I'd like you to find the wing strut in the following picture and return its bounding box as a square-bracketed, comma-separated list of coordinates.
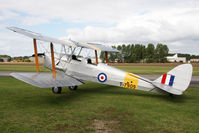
[105, 51, 108, 64]
[95, 50, 98, 64]
[33, 39, 39, 72]
[50, 43, 56, 78]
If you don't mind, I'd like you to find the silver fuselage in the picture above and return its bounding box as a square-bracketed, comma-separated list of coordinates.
[44, 53, 162, 93]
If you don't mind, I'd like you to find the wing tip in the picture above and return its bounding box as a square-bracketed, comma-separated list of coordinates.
[7, 26, 15, 31]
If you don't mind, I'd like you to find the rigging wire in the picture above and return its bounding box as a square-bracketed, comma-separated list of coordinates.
[38, 41, 49, 53]
[37, 41, 43, 53]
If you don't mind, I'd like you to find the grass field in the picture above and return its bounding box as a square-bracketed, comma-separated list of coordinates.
[0, 64, 198, 75]
[0, 65, 50, 72]
[0, 64, 198, 132]
[0, 77, 198, 133]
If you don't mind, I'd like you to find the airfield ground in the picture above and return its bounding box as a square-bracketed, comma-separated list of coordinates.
[0, 63, 198, 133]
[0, 63, 198, 75]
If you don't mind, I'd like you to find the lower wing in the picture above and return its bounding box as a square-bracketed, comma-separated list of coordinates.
[10, 72, 83, 88]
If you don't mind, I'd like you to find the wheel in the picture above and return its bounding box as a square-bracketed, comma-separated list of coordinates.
[68, 86, 78, 91]
[52, 87, 62, 94]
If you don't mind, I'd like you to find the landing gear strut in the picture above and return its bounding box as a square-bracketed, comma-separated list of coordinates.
[52, 87, 62, 94]
[68, 86, 78, 91]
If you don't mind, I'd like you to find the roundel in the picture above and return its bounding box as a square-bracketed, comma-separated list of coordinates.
[98, 73, 107, 83]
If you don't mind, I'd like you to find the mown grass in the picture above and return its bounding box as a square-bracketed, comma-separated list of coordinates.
[0, 64, 198, 75]
[0, 77, 198, 133]
[0, 65, 49, 72]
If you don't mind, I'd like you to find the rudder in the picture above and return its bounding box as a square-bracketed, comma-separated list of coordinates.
[153, 64, 193, 95]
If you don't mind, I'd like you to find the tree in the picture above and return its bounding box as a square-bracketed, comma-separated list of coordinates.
[141, 45, 146, 62]
[24, 58, 31, 62]
[123, 44, 132, 62]
[130, 44, 136, 62]
[116, 45, 123, 62]
[155, 43, 169, 63]
[146, 43, 155, 63]
[100, 51, 105, 63]
[109, 46, 118, 62]
[134, 44, 143, 62]
[178, 53, 191, 61]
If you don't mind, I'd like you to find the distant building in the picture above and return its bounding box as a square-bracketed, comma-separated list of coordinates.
[190, 58, 199, 62]
[0, 57, 10, 62]
[29, 57, 44, 63]
[166, 54, 186, 63]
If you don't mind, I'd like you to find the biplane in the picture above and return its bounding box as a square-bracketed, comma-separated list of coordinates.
[8, 27, 192, 95]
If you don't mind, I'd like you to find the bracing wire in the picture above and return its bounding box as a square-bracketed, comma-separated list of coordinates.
[86, 49, 93, 58]
[37, 41, 43, 53]
[38, 41, 49, 53]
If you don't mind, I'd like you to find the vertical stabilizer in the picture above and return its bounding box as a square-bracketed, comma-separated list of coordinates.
[153, 64, 192, 95]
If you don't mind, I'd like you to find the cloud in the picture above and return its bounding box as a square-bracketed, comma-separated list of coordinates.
[0, 9, 20, 21]
[0, 0, 199, 55]
[67, 8, 199, 42]
[65, 6, 199, 54]
[21, 16, 50, 26]
[0, 28, 33, 56]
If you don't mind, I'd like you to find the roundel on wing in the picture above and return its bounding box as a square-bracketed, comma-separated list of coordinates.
[98, 73, 107, 83]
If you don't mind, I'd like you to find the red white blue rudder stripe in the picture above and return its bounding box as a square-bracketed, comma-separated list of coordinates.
[161, 74, 175, 86]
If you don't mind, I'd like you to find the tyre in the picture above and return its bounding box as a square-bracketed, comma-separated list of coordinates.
[52, 87, 62, 94]
[68, 86, 78, 91]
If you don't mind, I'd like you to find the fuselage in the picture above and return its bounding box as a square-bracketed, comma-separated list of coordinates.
[44, 53, 158, 93]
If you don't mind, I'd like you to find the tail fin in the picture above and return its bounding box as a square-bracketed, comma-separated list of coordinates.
[152, 64, 193, 95]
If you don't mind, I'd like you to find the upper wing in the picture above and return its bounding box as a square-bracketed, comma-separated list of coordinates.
[10, 72, 83, 88]
[87, 43, 119, 52]
[8, 27, 119, 52]
[7, 27, 77, 47]
[70, 39, 119, 52]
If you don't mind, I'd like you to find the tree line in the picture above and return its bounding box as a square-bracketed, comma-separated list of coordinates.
[100, 43, 198, 63]
[0, 43, 198, 63]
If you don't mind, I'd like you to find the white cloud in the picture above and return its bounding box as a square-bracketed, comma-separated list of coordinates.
[0, 28, 33, 56]
[0, 0, 199, 55]
[67, 8, 199, 43]
[21, 16, 50, 26]
[65, 5, 199, 54]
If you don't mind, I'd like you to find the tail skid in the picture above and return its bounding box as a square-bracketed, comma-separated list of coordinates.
[152, 64, 193, 95]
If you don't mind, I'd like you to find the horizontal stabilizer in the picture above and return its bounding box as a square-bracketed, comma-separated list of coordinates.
[10, 72, 83, 88]
[152, 82, 182, 95]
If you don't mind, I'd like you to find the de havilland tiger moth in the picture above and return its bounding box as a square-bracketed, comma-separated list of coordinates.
[8, 27, 192, 95]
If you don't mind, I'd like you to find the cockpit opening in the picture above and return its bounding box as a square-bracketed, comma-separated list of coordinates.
[72, 55, 81, 62]
[87, 58, 92, 64]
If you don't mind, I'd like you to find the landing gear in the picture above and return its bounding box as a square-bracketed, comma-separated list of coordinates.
[68, 86, 78, 91]
[52, 87, 62, 94]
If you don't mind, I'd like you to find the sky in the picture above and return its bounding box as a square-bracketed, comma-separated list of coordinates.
[0, 0, 199, 56]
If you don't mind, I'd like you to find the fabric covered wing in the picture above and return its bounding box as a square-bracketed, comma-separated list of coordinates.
[8, 27, 119, 52]
[69, 39, 119, 52]
[7, 27, 76, 47]
[87, 43, 119, 52]
[10, 72, 83, 88]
